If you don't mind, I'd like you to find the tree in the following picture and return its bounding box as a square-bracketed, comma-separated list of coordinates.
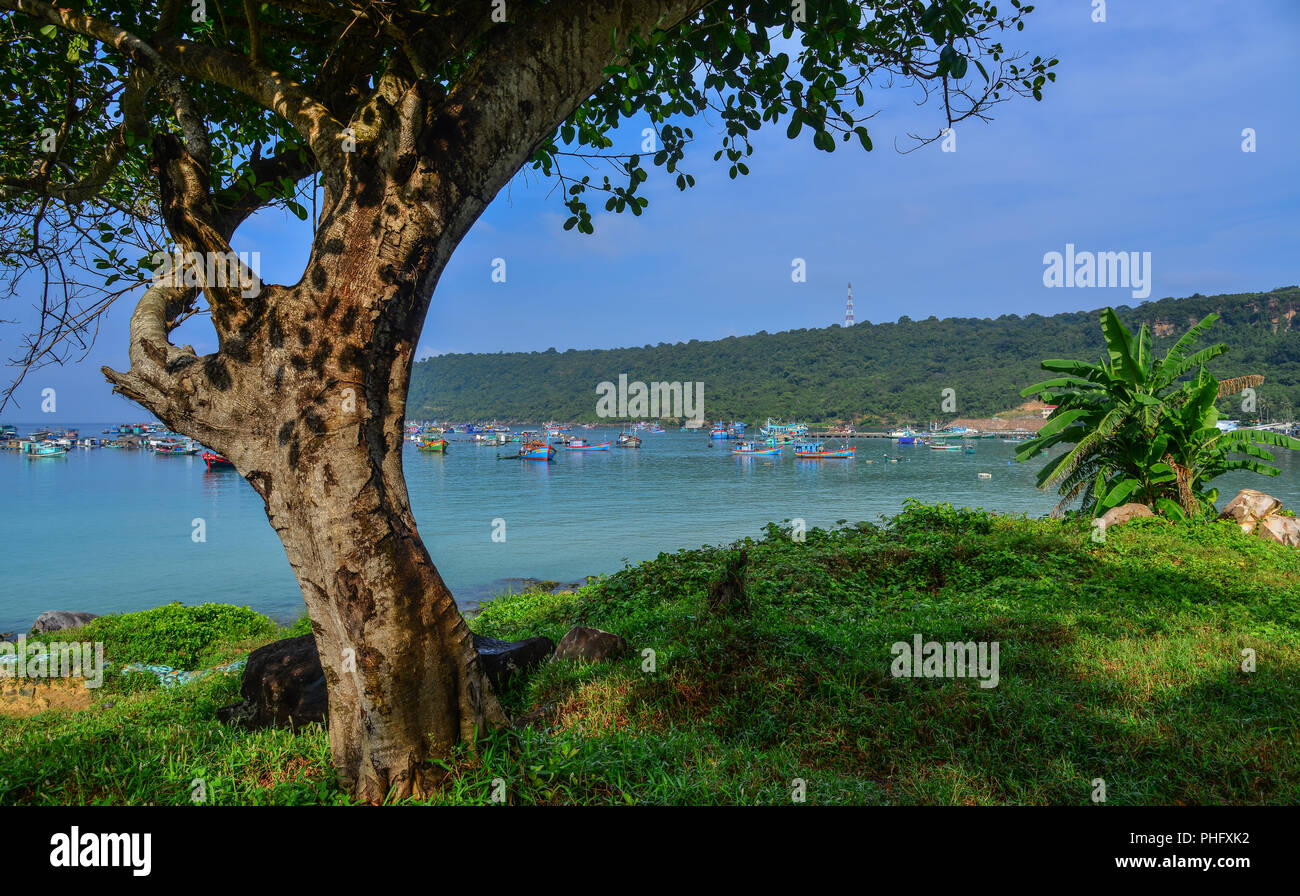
[1018, 308, 1300, 518]
[0, 0, 1055, 802]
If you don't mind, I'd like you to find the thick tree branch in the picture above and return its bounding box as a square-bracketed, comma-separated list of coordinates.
[422, 0, 711, 298]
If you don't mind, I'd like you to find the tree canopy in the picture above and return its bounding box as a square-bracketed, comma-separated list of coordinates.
[1, 0, 1054, 401]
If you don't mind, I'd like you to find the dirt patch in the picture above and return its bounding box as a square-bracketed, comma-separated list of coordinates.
[0, 677, 98, 717]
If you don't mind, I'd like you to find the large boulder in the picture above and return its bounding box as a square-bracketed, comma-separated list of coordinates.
[31, 611, 98, 634]
[474, 634, 556, 685]
[1218, 489, 1283, 535]
[1257, 514, 1300, 548]
[1096, 503, 1155, 530]
[217, 631, 555, 730]
[217, 634, 325, 729]
[553, 626, 628, 663]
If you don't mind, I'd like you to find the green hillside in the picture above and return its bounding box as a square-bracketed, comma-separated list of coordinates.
[408, 286, 1300, 425]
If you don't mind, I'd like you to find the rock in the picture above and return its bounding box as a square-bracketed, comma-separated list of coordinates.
[1218, 489, 1283, 535]
[553, 626, 628, 663]
[1096, 503, 1155, 529]
[217, 634, 325, 729]
[30, 611, 98, 634]
[1257, 514, 1300, 548]
[217, 631, 555, 730]
[474, 634, 557, 688]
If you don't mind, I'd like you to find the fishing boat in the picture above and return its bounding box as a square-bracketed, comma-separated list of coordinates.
[201, 451, 235, 470]
[616, 433, 641, 447]
[730, 440, 783, 456]
[417, 438, 449, 453]
[793, 441, 856, 459]
[761, 418, 808, 438]
[151, 437, 199, 455]
[925, 439, 962, 451]
[644, 424, 665, 434]
[563, 438, 612, 451]
[518, 440, 555, 461]
[709, 424, 730, 440]
[20, 440, 67, 458]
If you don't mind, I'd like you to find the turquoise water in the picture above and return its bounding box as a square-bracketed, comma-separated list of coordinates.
[3, 425, 1298, 634]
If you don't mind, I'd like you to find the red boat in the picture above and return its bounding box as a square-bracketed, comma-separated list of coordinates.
[202, 451, 235, 470]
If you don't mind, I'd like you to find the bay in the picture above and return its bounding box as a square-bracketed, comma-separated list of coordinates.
[3, 425, 1297, 634]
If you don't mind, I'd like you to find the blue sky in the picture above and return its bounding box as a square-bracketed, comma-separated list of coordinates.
[3, 0, 1298, 420]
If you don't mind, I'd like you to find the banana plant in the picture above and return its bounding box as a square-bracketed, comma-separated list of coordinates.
[1018, 308, 1298, 517]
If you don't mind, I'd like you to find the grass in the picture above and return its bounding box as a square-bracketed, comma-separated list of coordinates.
[2, 502, 1298, 805]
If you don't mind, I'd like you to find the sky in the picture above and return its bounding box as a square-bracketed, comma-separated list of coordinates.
[2, 0, 1298, 420]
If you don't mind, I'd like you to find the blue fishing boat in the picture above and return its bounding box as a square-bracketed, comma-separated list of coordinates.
[709, 424, 729, 440]
[518, 440, 556, 461]
[563, 438, 612, 451]
[20, 440, 67, 458]
[731, 441, 783, 456]
[761, 418, 808, 438]
[794, 441, 856, 459]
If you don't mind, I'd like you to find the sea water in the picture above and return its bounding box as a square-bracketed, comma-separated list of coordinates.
[2, 426, 1296, 633]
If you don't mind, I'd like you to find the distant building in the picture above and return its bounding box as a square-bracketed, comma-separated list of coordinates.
[845, 282, 855, 327]
[1041, 405, 1058, 418]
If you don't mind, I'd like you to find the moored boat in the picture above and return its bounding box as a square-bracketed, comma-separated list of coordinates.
[731, 440, 783, 456]
[563, 438, 612, 451]
[518, 440, 555, 461]
[794, 441, 856, 459]
[20, 440, 67, 458]
[417, 438, 449, 453]
[616, 433, 641, 447]
[150, 436, 199, 455]
[761, 418, 808, 438]
[202, 451, 235, 470]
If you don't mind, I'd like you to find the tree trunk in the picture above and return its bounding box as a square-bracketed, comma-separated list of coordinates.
[107, 162, 511, 803]
[224, 180, 509, 802]
[256, 420, 506, 803]
[101, 1, 713, 801]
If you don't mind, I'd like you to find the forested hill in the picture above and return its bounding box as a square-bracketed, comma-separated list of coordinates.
[408, 286, 1300, 425]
